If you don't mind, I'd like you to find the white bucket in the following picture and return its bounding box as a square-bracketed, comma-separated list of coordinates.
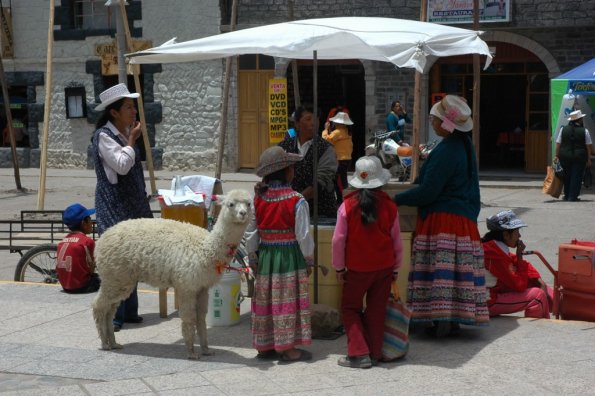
[207, 270, 243, 326]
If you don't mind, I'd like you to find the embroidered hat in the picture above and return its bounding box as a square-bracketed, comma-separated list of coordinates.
[486, 210, 527, 231]
[255, 146, 303, 177]
[329, 111, 354, 125]
[567, 109, 586, 121]
[95, 83, 140, 111]
[349, 155, 391, 189]
[63, 203, 95, 228]
[430, 95, 473, 132]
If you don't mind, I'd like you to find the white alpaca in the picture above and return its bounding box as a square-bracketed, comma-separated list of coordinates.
[92, 189, 252, 359]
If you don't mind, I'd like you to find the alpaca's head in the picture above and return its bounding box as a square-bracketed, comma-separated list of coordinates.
[214, 189, 252, 225]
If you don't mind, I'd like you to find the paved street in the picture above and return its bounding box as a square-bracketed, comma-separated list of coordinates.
[0, 167, 594, 394]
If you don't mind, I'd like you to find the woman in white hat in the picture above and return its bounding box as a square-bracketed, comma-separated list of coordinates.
[482, 210, 553, 319]
[322, 110, 354, 204]
[554, 109, 592, 201]
[394, 95, 488, 337]
[90, 83, 152, 331]
[332, 156, 403, 368]
[245, 146, 314, 362]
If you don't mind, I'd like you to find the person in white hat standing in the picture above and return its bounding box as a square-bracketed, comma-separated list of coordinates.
[394, 95, 489, 337]
[554, 109, 592, 201]
[322, 111, 354, 204]
[332, 156, 403, 368]
[90, 83, 152, 331]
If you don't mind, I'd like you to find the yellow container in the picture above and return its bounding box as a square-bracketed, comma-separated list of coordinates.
[308, 225, 413, 310]
[158, 197, 208, 228]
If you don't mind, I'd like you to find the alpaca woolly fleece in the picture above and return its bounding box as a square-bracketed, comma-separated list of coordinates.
[92, 189, 252, 359]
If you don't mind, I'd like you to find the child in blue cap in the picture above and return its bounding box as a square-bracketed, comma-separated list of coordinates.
[56, 203, 100, 293]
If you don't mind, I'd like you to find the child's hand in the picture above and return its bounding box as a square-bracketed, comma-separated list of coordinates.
[335, 269, 346, 283]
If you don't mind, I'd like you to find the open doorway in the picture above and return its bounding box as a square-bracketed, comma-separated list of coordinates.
[480, 74, 527, 169]
[287, 62, 366, 169]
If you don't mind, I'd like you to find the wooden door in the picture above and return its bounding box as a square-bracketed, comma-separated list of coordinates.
[525, 73, 550, 173]
[238, 55, 274, 169]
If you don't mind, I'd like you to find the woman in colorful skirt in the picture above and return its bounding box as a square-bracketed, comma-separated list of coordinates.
[394, 95, 489, 337]
[245, 146, 315, 362]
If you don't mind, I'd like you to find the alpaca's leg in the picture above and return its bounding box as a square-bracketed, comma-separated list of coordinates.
[196, 288, 211, 355]
[92, 282, 130, 350]
[178, 291, 199, 360]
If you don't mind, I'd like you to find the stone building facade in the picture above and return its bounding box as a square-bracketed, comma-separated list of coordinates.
[0, 0, 593, 172]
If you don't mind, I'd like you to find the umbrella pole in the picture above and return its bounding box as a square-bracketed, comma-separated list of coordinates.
[37, 0, 55, 210]
[118, 0, 157, 195]
[472, 0, 481, 164]
[215, 0, 238, 180]
[411, 0, 428, 181]
[312, 50, 319, 304]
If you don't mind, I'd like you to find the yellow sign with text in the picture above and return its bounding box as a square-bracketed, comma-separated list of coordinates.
[95, 40, 152, 76]
[268, 78, 288, 144]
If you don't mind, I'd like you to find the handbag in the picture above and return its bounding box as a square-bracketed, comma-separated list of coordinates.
[542, 165, 563, 198]
[382, 281, 411, 361]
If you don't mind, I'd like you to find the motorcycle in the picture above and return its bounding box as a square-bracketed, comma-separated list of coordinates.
[365, 130, 439, 181]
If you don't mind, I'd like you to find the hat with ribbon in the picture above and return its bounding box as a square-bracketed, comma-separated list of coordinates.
[95, 83, 140, 111]
[567, 109, 586, 121]
[430, 95, 473, 132]
[486, 209, 527, 231]
[255, 146, 302, 177]
[349, 156, 391, 189]
[329, 112, 354, 125]
[63, 203, 95, 228]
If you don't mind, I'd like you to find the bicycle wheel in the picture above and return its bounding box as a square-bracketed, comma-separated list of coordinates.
[14, 244, 59, 284]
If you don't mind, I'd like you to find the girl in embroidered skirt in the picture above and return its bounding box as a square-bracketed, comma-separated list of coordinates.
[245, 146, 315, 362]
[482, 210, 553, 318]
[394, 95, 489, 337]
[333, 156, 403, 368]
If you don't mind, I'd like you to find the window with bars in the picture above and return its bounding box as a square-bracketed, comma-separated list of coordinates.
[72, 0, 115, 30]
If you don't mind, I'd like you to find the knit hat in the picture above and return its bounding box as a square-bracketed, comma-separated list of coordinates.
[348, 156, 391, 189]
[63, 203, 95, 228]
[95, 83, 140, 111]
[486, 210, 527, 231]
[329, 112, 354, 125]
[430, 95, 473, 132]
[255, 146, 302, 177]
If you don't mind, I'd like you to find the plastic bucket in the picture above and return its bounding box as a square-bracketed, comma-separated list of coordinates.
[207, 270, 243, 326]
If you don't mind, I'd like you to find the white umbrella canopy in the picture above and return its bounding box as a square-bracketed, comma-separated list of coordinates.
[127, 16, 492, 72]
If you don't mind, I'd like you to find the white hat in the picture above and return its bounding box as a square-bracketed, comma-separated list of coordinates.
[349, 156, 390, 189]
[329, 112, 354, 125]
[95, 83, 140, 111]
[430, 95, 473, 132]
[567, 110, 586, 121]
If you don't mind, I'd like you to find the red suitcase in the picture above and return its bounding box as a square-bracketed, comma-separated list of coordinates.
[558, 242, 595, 321]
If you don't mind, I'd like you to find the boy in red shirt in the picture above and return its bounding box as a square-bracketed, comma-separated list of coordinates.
[56, 203, 100, 293]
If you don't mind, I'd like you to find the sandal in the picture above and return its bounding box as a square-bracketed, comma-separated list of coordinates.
[280, 349, 312, 362]
[256, 350, 278, 360]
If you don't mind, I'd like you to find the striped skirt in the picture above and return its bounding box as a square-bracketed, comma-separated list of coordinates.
[251, 243, 312, 351]
[407, 212, 489, 326]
